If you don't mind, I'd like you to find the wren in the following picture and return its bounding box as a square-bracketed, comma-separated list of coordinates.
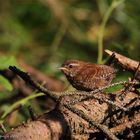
[59, 60, 117, 91]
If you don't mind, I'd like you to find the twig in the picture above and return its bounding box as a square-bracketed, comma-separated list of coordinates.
[28, 106, 36, 121]
[60, 81, 139, 97]
[118, 63, 140, 100]
[9, 66, 138, 113]
[64, 104, 119, 140]
[9, 66, 59, 101]
[132, 62, 140, 81]
[9, 65, 140, 140]
[110, 113, 140, 135]
[67, 92, 128, 112]
[0, 122, 6, 133]
[102, 97, 139, 124]
[10, 66, 139, 98]
[106, 52, 116, 66]
[9, 66, 120, 140]
[105, 49, 140, 81]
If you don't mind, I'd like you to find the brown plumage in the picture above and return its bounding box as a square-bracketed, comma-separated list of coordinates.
[59, 60, 117, 91]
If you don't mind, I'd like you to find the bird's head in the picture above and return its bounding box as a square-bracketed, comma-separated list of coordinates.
[59, 60, 84, 78]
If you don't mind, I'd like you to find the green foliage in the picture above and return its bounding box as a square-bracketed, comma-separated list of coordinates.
[0, 0, 140, 64]
[0, 18, 31, 53]
[0, 56, 17, 70]
[1, 92, 44, 119]
[0, 56, 17, 91]
[0, 76, 13, 91]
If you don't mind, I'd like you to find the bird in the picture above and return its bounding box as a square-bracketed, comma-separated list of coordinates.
[59, 60, 117, 91]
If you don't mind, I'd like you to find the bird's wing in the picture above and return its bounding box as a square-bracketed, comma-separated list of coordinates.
[95, 65, 117, 79]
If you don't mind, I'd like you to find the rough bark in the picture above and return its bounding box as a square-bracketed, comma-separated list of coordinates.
[1, 50, 140, 140]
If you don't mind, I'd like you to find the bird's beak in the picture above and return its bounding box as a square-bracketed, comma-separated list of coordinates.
[58, 67, 69, 72]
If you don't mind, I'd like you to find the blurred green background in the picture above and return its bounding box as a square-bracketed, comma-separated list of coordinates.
[0, 0, 140, 131]
[0, 0, 140, 67]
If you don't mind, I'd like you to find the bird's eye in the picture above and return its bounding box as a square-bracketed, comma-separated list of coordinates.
[69, 64, 73, 68]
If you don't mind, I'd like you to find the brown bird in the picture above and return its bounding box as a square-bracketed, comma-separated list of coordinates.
[59, 60, 117, 91]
